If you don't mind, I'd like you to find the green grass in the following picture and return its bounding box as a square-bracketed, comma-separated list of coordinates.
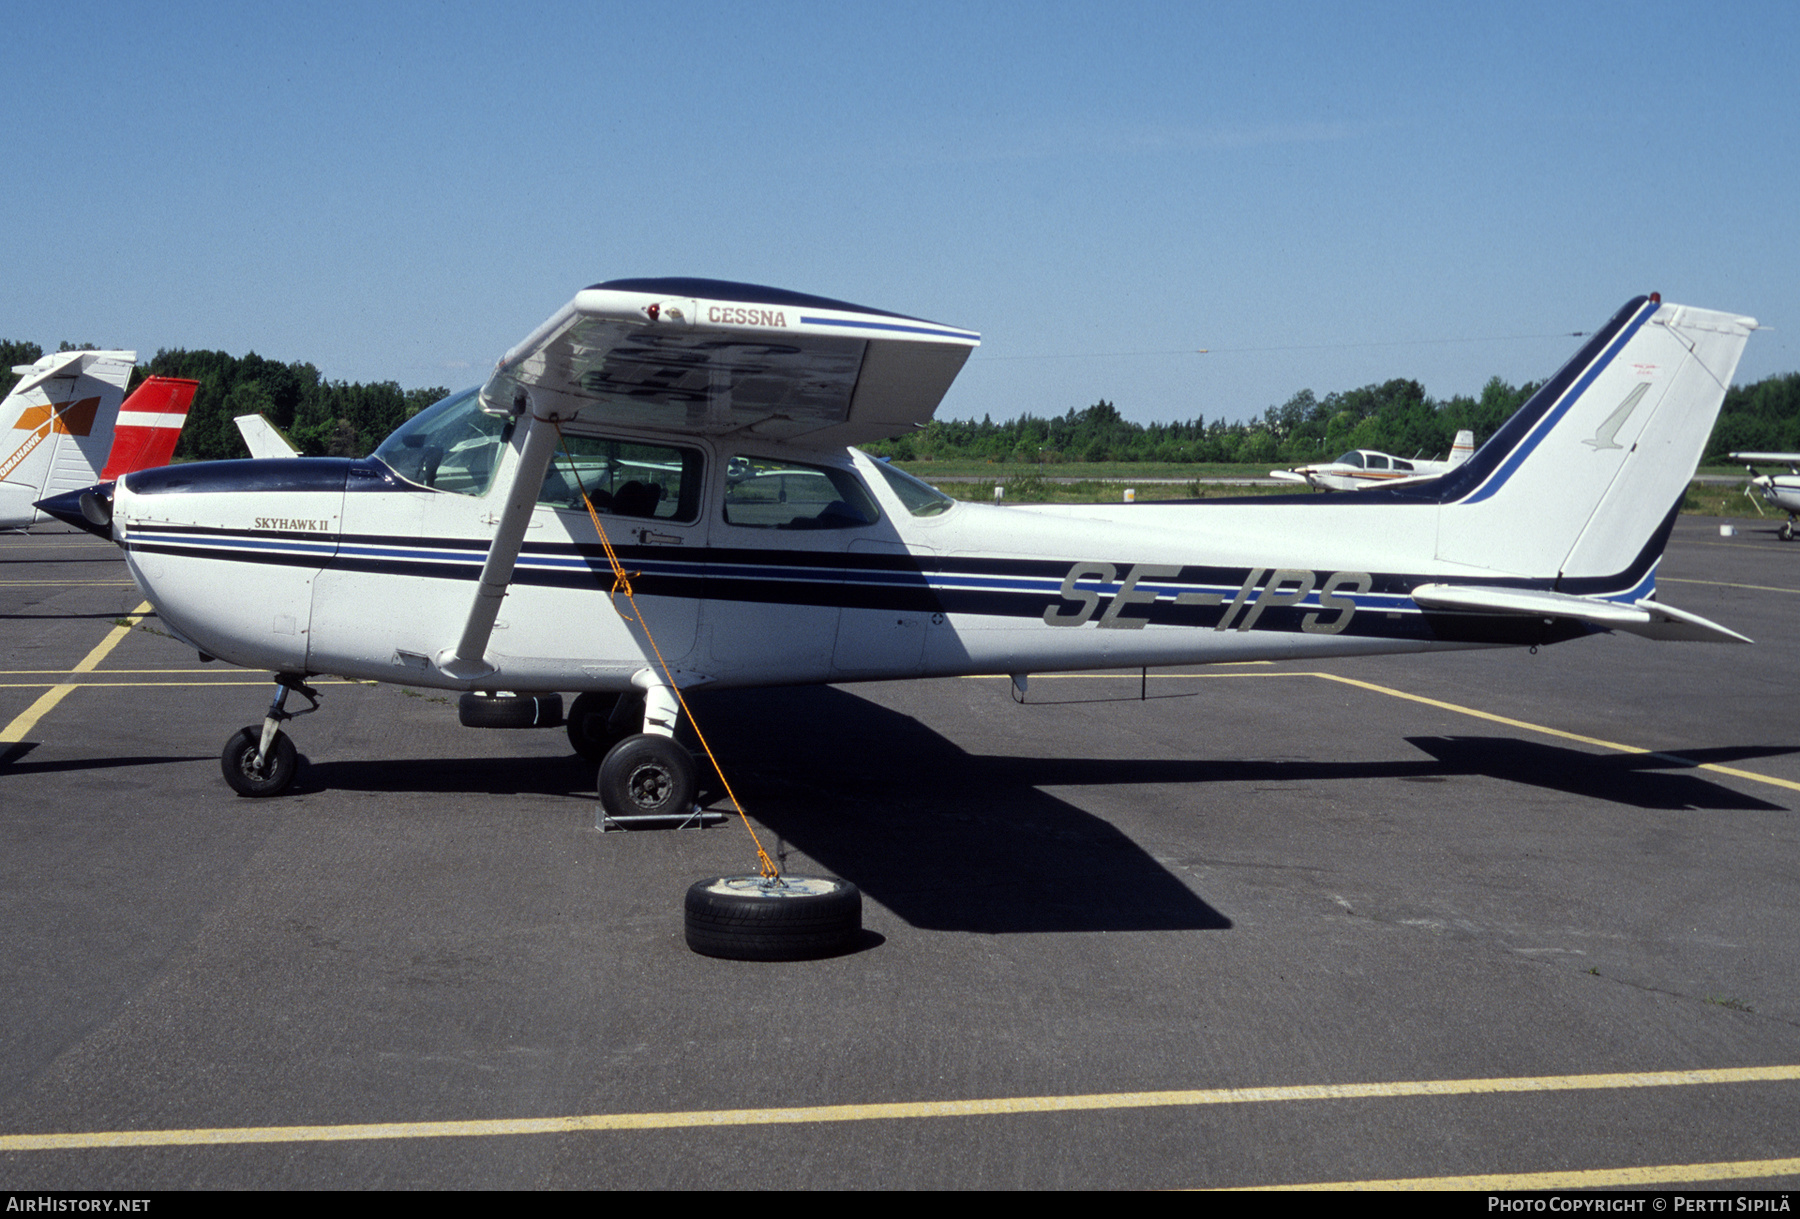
[893, 459, 1276, 480]
[939, 477, 1296, 504]
[903, 463, 1774, 516]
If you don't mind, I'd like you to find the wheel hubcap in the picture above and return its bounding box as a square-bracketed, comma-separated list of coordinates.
[626, 763, 672, 809]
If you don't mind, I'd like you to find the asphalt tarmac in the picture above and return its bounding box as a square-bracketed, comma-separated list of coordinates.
[1, 517, 1797, 1190]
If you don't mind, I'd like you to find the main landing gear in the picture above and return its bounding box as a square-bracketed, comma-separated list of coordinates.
[587, 677, 721, 831]
[221, 675, 318, 797]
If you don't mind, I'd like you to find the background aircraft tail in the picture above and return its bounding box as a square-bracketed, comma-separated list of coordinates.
[1447, 428, 1473, 466]
[1428, 296, 1755, 588]
[100, 376, 199, 479]
[234, 412, 301, 459]
[0, 350, 136, 527]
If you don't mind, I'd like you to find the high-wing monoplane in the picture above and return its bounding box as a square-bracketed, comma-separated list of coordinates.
[2, 350, 196, 529]
[39, 283, 1757, 831]
[1729, 451, 1800, 540]
[1271, 429, 1475, 491]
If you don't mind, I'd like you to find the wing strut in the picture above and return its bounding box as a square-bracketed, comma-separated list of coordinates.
[435, 402, 563, 681]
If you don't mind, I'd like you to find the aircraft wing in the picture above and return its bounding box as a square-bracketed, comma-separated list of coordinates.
[1409, 583, 1750, 644]
[1268, 468, 1317, 486]
[1729, 452, 1800, 464]
[479, 278, 980, 449]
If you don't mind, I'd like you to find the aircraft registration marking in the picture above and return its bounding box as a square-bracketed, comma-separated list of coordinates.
[1043, 563, 1373, 634]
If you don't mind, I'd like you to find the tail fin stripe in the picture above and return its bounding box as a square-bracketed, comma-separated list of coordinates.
[1459, 299, 1657, 505]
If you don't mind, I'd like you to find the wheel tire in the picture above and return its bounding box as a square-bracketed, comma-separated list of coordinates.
[684, 876, 863, 961]
[221, 726, 298, 797]
[567, 691, 640, 761]
[458, 691, 563, 729]
[1782, 521, 1794, 542]
[598, 734, 698, 818]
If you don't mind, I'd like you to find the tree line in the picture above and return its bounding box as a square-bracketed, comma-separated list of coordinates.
[5, 338, 1799, 467]
[1, 341, 447, 460]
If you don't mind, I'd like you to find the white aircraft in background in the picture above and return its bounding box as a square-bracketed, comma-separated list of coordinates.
[234, 413, 300, 459]
[40, 284, 1756, 833]
[1271, 429, 1475, 491]
[1, 350, 196, 529]
[1729, 451, 1800, 540]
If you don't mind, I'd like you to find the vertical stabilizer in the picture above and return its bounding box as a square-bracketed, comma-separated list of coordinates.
[101, 377, 199, 479]
[0, 350, 137, 527]
[1432, 298, 1754, 585]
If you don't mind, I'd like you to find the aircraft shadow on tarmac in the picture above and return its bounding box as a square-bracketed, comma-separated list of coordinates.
[147, 686, 1796, 935]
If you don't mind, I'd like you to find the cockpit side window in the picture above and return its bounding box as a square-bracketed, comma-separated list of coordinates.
[1336, 451, 1364, 468]
[543, 435, 703, 523]
[1365, 453, 1389, 470]
[722, 457, 880, 529]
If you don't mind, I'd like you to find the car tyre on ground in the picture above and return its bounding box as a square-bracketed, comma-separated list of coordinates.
[684, 875, 862, 961]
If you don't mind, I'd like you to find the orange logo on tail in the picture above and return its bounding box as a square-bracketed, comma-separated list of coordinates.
[12, 396, 103, 437]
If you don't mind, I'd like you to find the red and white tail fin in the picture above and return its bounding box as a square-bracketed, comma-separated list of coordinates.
[100, 376, 199, 479]
[1448, 428, 1474, 466]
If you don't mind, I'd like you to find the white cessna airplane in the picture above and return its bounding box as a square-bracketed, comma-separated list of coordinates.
[1271, 429, 1475, 491]
[2, 350, 197, 529]
[38, 282, 1756, 825]
[1729, 452, 1800, 540]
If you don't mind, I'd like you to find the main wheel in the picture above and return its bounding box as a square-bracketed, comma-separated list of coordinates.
[567, 691, 641, 761]
[1782, 521, 1794, 542]
[458, 691, 562, 728]
[684, 876, 862, 961]
[221, 726, 298, 797]
[598, 733, 698, 818]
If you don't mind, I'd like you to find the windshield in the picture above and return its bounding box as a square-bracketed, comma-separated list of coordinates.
[373, 388, 509, 496]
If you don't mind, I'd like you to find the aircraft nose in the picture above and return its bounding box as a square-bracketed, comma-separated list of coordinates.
[35, 482, 116, 540]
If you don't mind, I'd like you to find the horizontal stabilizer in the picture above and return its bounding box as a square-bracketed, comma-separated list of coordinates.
[1409, 583, 1749, 644]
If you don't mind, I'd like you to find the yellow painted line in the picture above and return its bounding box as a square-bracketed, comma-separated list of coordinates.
[5, 1064, 1797, 1153]
[0, 686, 77, 744]
[1239, 1156, 1800, 1190]
[969, 667, 1800, 796]
[0, 679, 368, 689]
[0, 601, 151, 743]
[0, 669, 226, 675]
[1312, 671, 1800, 796]
[960, 665, 1278, 679]
[1663, 575, 1800, 595]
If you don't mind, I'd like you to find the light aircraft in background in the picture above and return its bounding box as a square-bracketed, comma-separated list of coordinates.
[1729, 452, 1800, 540]
[1271, 429, 1475, 491]
[40, 284, 1756, 832]
[1, 350, 196, 529]
[235, 413, 299, 459]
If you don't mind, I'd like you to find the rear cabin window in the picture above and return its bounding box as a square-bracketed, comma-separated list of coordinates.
[722, 457, 880, 530]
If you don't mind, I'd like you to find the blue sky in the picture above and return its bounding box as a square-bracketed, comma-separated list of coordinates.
[5, 1, 1796, 426]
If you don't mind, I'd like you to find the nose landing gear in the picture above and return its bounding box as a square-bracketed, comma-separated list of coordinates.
[220, 675, 319, 797]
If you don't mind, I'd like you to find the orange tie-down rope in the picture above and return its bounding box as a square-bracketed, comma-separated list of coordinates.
[556, 427, 780, 880]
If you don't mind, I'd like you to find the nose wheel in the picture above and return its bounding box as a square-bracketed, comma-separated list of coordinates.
[220, 675, 319, 797]
[221, 726, 298, 797]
